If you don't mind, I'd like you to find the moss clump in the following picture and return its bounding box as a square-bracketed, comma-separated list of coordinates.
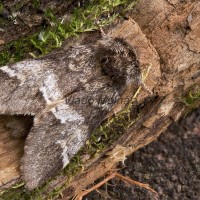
[30, 0, 138, 54]
[0, 0, 139, 66]
[32, 0, 41, 9]
[0, 38, 34, 66]
[180, 88, 200, 113]
[0, 1, 3, 13]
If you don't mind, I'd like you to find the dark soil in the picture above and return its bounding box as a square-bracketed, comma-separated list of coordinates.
[85, 108, 200, 200]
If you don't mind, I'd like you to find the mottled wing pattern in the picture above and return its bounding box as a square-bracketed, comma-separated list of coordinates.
[22, 76, 119, 189]
[0, 60, 47, 115]
[0, 46, 96, 115]
[0, 37, 140, 190]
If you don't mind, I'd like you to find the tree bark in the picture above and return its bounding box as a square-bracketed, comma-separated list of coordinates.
[0, 0, 200, 198]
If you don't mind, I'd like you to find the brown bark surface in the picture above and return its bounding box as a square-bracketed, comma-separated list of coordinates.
[0, 116, 24, 187]
[0, 0, 200, 198]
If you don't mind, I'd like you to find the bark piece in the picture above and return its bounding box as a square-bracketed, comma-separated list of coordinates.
[0, 116, 25, 188]
[0, 0, 200, 198]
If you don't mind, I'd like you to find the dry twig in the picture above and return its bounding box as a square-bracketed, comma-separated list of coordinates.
[73, 172, 158, 200]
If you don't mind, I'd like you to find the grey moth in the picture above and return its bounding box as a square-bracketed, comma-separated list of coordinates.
[0, 37, 140, 190]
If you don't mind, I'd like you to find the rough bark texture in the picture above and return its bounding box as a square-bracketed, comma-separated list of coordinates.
[0, 116, 24, 187]
[86, 107, 200, 200]
[0, 0, 200, 198]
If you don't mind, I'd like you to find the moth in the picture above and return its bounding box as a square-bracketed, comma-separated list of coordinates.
[0, 37, 140, 190]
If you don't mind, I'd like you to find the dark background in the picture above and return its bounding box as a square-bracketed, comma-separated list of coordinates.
[85, 108, 200, 200]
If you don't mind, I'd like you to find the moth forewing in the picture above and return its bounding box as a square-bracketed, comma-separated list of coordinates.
[0, 37, 140, 189]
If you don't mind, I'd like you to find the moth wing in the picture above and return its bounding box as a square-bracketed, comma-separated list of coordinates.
[0, 47, 96, 115]
[21, 74, 122, 190]
[21, 102, 90, 190]
[0, 60, 49, 115]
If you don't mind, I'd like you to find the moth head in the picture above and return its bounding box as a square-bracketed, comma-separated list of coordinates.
[97, 37, 140, 87]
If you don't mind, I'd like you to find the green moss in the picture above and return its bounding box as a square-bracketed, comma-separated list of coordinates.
[180, 88, 200, 113]
[33, 0, 41, 9]
[0, 1, 3, 13]
[0, 0, 139, 66]
[0, 38, 34, 65]
[29, 0, 137, 55]
[0, 182, 41, 200]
